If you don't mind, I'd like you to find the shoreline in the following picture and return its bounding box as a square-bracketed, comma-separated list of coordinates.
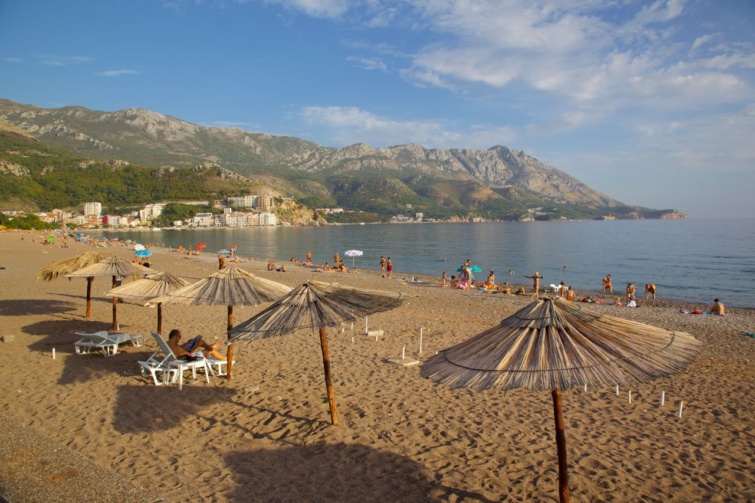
[2, 230, 754, 501]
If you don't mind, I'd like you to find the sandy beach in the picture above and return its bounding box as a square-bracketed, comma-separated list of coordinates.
[1, 231, 754, 502]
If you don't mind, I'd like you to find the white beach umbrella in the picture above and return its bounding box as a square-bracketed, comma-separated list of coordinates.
[343, 249, 363, 267]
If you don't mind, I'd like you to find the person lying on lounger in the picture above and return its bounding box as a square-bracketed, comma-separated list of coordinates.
[167, 329, 226, 361]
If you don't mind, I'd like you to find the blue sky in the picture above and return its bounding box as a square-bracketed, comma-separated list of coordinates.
[1, 0, 753, 218]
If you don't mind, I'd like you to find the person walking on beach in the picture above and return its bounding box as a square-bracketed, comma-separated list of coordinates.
[602, 274, 613, 293]
[334, 252, 340, 266]
[306, 250, 312, 265]
[523, 272, 543, 300]
[386, 257, 393, 279]
[379, 256, 387, 278]
[440, 271, 448, 288]
[645, 283, 657, 299]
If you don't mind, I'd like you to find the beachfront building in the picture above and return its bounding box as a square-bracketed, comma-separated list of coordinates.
[139, 203, 166, 222]
[189, 212, 214, 227]
[254, 195, 273, 211]
[84, 202, 102, 219]
[218, 210, 261, 227]
[259, 211, 277, 226]
[102, 215, 125, 227]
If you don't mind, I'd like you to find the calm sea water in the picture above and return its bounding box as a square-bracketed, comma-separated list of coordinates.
[101, 219, 755, 307]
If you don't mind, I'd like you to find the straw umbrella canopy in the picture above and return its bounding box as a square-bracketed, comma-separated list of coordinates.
[228, 280, 404, 427]
[36, 250, 110, 282]
[37, 251, 111, 321]
[65, 256, 154, 329]
[150, 265, 292, 379]
[105, 271, 190, 335]
[420, 297, 700, 503]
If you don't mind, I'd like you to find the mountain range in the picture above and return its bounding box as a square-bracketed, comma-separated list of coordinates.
[0, 99, 685, 222]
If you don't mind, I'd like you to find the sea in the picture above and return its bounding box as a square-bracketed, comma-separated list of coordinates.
[98, 219, 755, 308]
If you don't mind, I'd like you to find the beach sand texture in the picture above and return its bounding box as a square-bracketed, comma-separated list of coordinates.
[1, 232, 754, 502]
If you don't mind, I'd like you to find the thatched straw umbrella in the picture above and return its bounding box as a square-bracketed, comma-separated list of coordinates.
[150, 265, 292, 380]
[66, 256, 154, 329]
[420, 297, 700, 503]
[37, 250, 110, 282]
[105, 271, 190, 335]
[228, 280, 404, 427]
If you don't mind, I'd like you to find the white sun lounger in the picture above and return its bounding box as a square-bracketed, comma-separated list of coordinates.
[142, 331, 213, 390]
[74, 331, 144, 357]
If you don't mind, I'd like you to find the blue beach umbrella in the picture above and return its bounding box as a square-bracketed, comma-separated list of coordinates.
[457, 265, 482, 273]
[135, 249, 152, 258]
[217, 249, 231, 255]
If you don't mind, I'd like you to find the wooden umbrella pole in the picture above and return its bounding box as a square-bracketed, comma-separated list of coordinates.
[319, 326, 340, 427]
[226, 343, 234, 381]
[227, 306, 234, 381]
[552, 389, 570, 503]
[111, 275, 118, 330]
[86, 277, 93, 318]
[157, 303, 163, 335]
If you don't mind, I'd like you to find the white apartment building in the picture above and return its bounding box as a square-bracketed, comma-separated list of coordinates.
[84, 202, 102, 219]
[218, 211, 261, 227]
[139, 203, 166, 222]
[259, 212, 277, 226]
[228, 195, 257, 208]
[190, 212, 215, 227]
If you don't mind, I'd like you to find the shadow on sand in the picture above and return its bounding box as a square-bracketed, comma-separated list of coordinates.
[112, 384, 238, 434]
[23, 318, 151, 385]
[0, 298, 78, 317]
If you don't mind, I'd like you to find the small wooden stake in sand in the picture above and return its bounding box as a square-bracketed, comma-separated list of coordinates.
[387, 346, 419, 367]
[660, 391, 666, 407]
[419, 327, 424, 354]
[678, 401, 684, 418]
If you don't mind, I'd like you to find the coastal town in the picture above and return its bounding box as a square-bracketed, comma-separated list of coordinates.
[1, 194, 283, 229]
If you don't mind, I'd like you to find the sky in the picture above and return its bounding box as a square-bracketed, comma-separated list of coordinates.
[1, 0, 753, 218]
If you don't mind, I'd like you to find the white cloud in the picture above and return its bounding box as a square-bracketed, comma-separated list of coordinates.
[346, 56, 387, 72]
[300, 105, 517, 148]
[262, 0, 349, 18]
[3, 57, 23, 63]
[37, 54, 92, 66]
[96, 69, 141, 77]
[691, 34, 713, 51]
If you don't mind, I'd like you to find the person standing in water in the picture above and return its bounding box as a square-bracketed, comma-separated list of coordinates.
[602, 274, 613, 293]
[645, 283, 657, 299]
